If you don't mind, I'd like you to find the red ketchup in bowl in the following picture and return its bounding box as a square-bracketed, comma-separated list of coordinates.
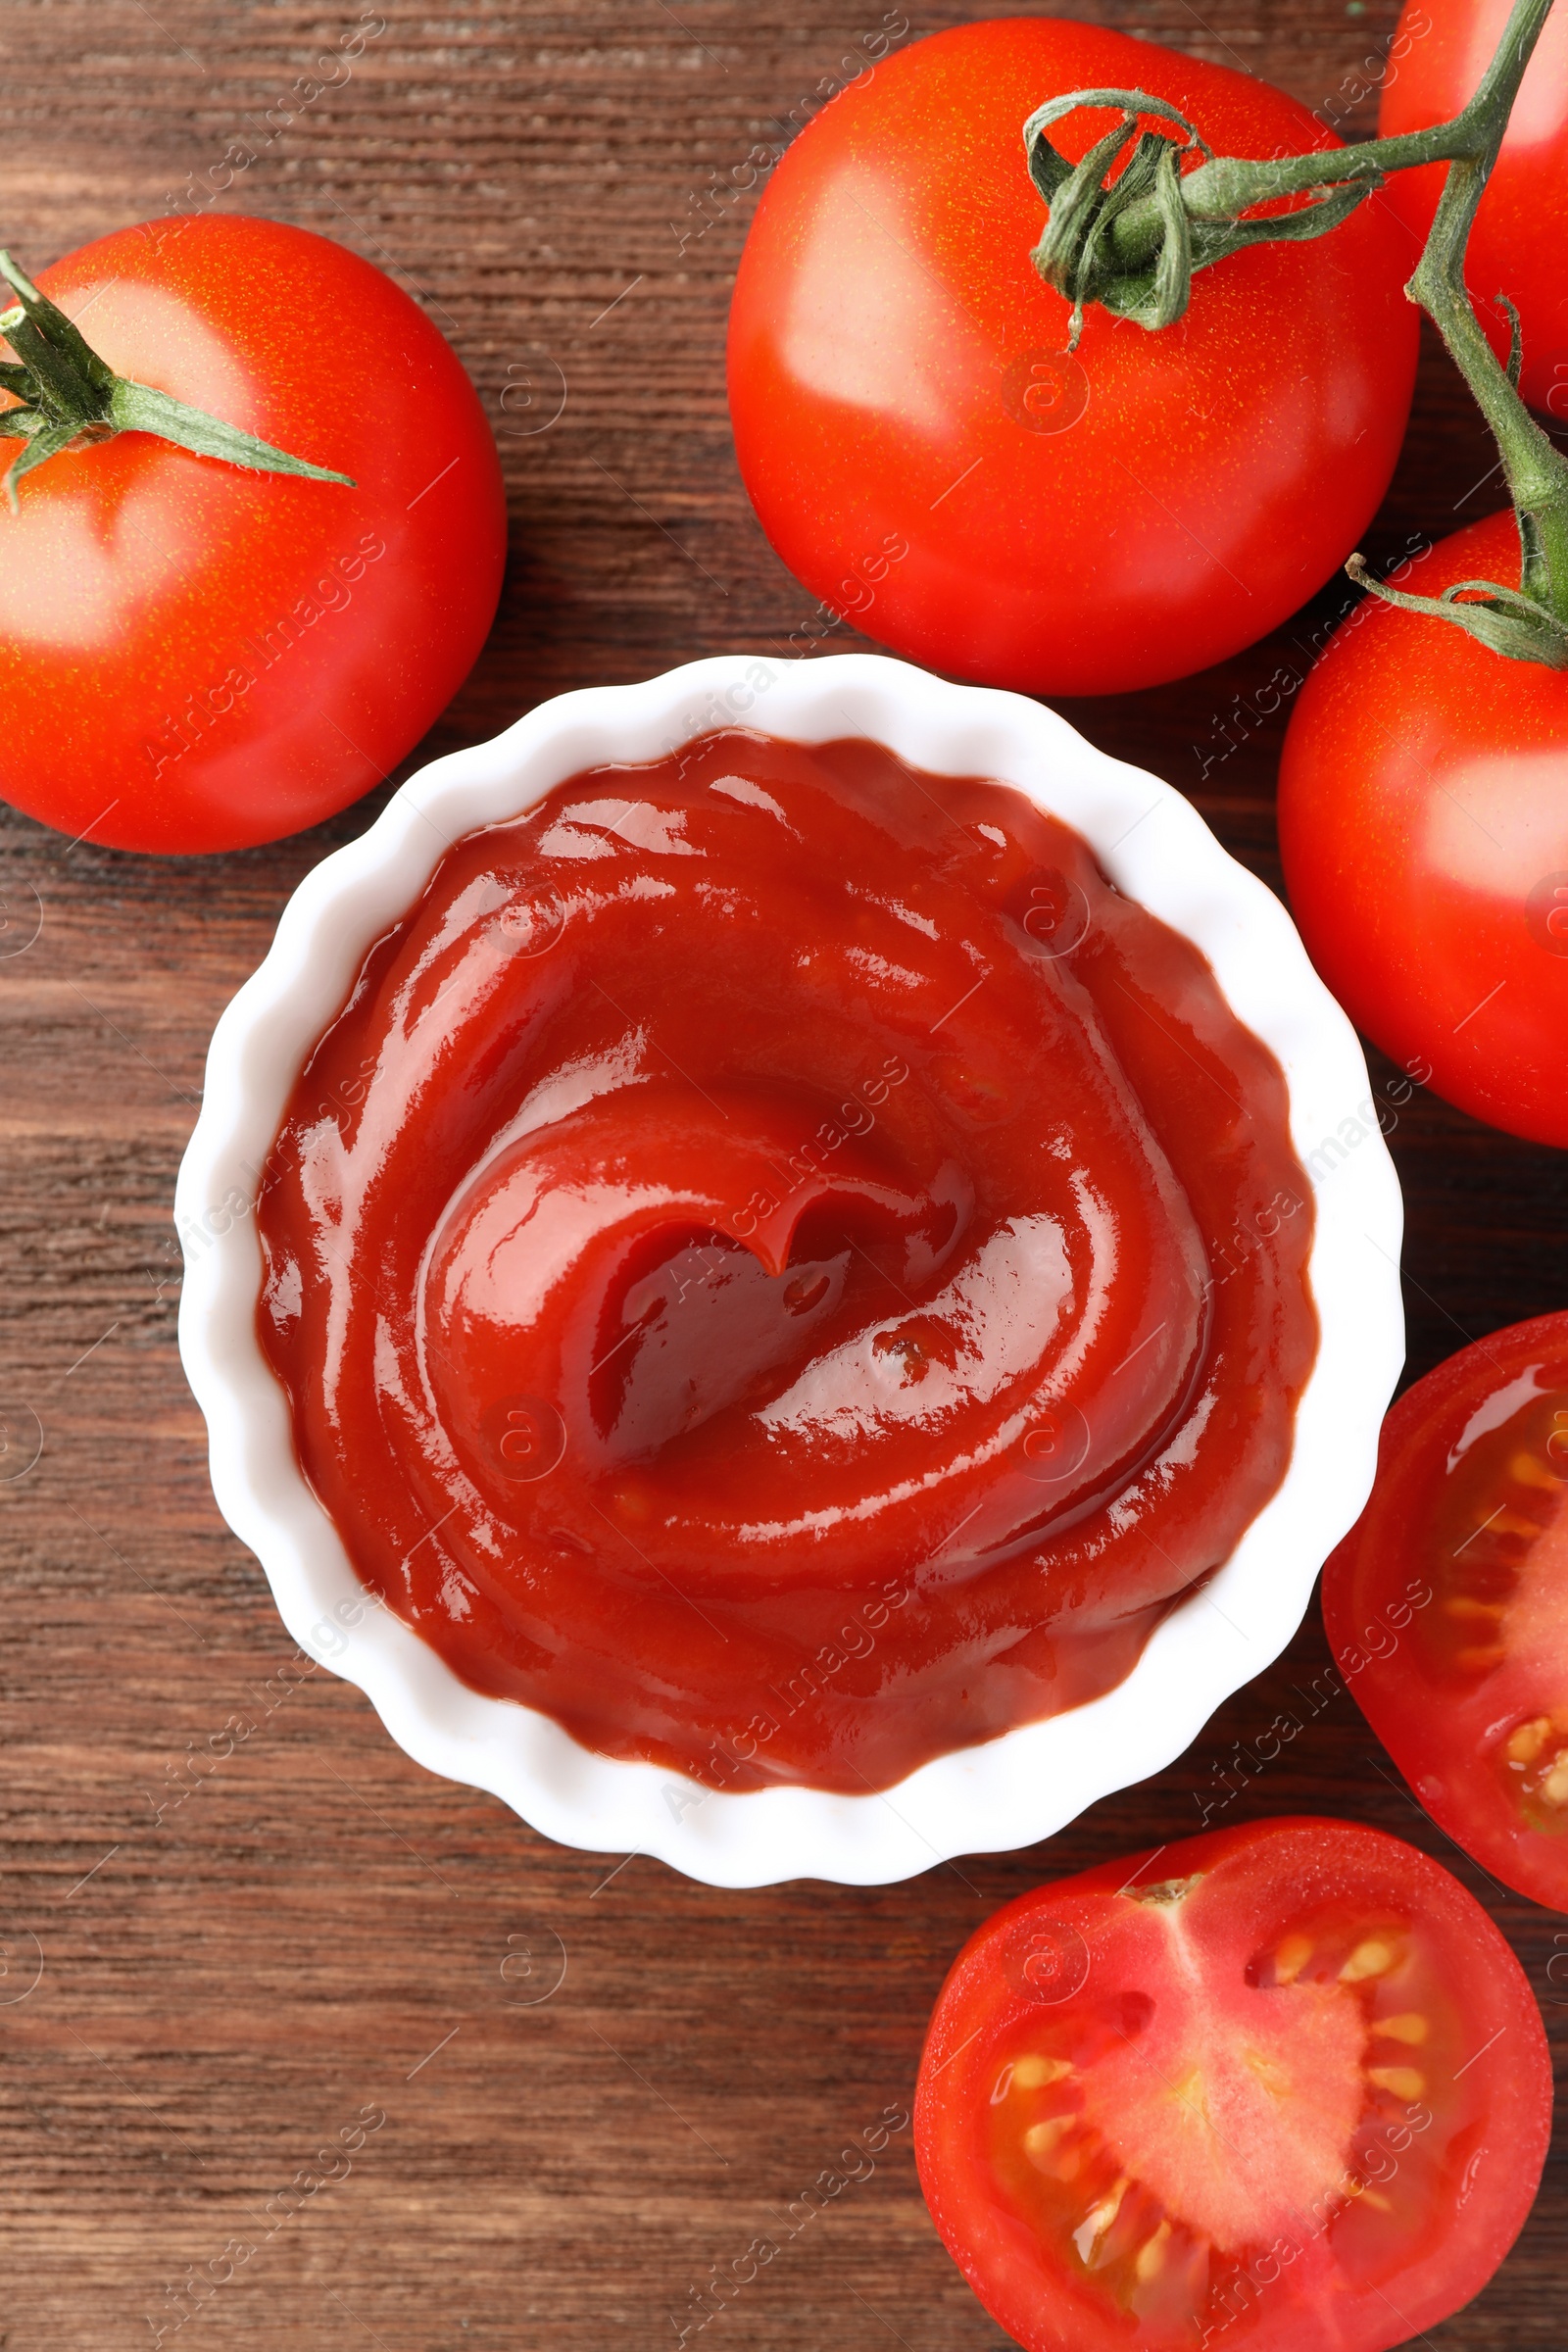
[256, 730, 1317, 1791]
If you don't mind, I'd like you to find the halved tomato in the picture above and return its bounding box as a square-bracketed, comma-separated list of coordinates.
[915, 1818, 1549, 2352]
[1324, 1310, 1568, 1914]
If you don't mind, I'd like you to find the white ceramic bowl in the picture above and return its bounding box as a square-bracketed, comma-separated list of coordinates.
[176, 652, 1403, 1889]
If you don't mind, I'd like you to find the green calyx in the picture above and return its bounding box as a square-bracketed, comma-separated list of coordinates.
[1346, 557, 1568, 668]
[1022, 0, 1554, 340]
[0, 248, 355, 512]
[1022, 0, 1568, 668]
[1024, 89, 1368, 344]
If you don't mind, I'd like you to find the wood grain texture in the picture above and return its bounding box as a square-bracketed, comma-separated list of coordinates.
[0, 4, 1564, 2345]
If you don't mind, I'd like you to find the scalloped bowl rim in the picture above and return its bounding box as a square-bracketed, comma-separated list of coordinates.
[175, 652, 1403, 1888]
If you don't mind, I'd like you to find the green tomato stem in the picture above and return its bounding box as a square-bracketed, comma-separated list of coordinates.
[1404, 130, 1568, 632]
[0, 248, 355, 510]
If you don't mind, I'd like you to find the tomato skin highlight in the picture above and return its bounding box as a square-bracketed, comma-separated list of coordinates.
[1379, 0, 1568, 418]
[915, 1818, 1551, 2352]
[1277, 508, 1568, 1148]
[1324, 1311, 1568, 1917]
[727, 18, 1420, 697]
[0, 215, 507, 854]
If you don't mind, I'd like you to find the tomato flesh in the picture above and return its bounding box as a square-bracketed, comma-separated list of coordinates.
[1324, 1310, 1568, 1913]
[916, 1819, 1551, 2351]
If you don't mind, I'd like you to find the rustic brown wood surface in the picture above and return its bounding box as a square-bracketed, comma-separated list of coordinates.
[1, 3, 1564, 2345]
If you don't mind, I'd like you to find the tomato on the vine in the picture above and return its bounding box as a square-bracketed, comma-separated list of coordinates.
[727, 18, 1420, 697]
[915, 1818, 1550, 2352]
[1277, 509, 1568, 1147]
[0, 214, 507, 854]
[1325, 1310, 1568, 1915]
[1380, 0, 1568, 417]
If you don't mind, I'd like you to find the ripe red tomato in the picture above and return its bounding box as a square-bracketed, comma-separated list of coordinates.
[1277, 510, 1568, 1146]
[1324, 1311, 1568, 1915]
[1380, 0, 1568, 417]
[915, 1818, 1550, 2352]
[0, 215, 506, 854]
[727, 19, 1420, 697]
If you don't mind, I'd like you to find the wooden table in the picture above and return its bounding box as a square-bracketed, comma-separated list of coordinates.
[1, 4, 1563, 2345]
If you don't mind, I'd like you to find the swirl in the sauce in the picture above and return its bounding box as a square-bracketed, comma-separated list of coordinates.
[257, 730, 1316, 1791]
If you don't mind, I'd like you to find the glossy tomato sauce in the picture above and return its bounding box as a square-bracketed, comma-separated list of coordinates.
[256, 730, 1317, 1791]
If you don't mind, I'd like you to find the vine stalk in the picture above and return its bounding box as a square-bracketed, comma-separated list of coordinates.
[1025, 0, 1568, 663]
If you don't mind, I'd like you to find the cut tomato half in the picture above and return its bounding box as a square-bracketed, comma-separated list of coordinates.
[1324, 1310, 1568, 1914]
[915, 1819, 1549, 2351]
